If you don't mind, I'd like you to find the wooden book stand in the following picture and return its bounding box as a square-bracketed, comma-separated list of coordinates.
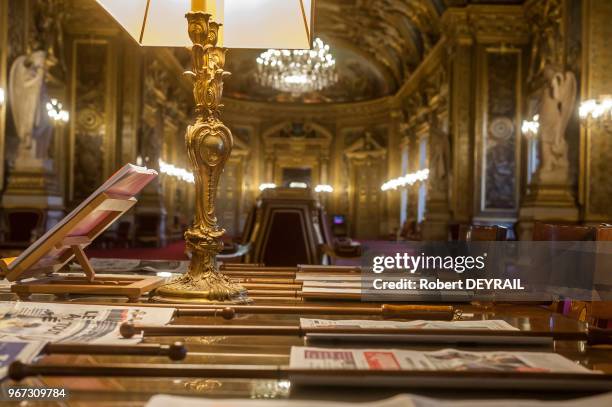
[0, 192, 163, 302]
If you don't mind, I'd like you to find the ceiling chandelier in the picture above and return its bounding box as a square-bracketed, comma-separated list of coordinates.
[256, 37, 338, 96]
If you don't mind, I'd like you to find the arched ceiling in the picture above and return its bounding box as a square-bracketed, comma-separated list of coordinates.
[79, 0, 445, 104]
[222, 0, 445, 104]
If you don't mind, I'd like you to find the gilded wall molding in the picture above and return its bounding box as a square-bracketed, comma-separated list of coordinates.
[0, 0, 8, 191]
[581, 0, 612, 220]
[442, 5, 529, 45]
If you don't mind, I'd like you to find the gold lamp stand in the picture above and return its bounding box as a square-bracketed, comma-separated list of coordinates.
[153, 11, 247, 303]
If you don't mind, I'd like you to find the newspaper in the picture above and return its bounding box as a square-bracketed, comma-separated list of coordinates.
[290, 346, 594, 373]
[300, 318, 518, 331]
[0, 340, 46, 380]
[146, 392, 612, 407]
[0, 301, 174, 344]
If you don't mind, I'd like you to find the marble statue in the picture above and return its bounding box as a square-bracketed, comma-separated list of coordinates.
[9, 50, 53, 160]
[537, 66, 576, 183]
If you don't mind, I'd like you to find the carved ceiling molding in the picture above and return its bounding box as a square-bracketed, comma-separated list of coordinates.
[317, 0, 442, 88]
[64, 0, 119, 35]
[441, 5, 529, 45]
[222, 95, 395, 123]
[143, 51, 192, 126]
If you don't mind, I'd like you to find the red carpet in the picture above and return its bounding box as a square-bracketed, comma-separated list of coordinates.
[85, 240, 406, 265]
[86, 241, 189, 260]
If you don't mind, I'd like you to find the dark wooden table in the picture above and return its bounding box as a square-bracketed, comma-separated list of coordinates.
[2, 292, 612, 406]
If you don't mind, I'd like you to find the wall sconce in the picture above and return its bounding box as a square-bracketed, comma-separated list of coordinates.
[46, 98, 69, 123]
[259, 183, 277, 191]
[0, 88, 5, 106]
[159, 159, 195, 183]
[521, 114, 539, 139]
[381, 169, 429, 191]
[314, 184, 333, 193]
[289, 182, 308, 189]
[580, 96, 612, 128]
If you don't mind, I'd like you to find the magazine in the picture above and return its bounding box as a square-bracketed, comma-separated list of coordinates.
[289, 346, 594, 374]
[0, 340, 46, 380]
[146, 392, 612, 407]
[0, 301, 174, 344]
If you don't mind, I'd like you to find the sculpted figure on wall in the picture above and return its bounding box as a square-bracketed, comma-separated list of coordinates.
[527, 0, 563, 84]
[429, 125, 450, 195]
[536, 66, 576, 183]
[8, 50, 53, 161]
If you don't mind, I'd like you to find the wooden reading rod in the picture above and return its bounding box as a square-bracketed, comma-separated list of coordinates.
[43, 342, 186, 361]
[119, 322, 612, 346]
[9, 361, 612, 392]
[44, 301, 456, 321]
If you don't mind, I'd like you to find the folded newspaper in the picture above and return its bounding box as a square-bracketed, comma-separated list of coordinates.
[146, 392, 612, 407]
[290, 346, 594, 373]
[0, 301, 174, 344]
[0, 340, 46, 380]
[300, 318, 518, 330]
[299, 318, 549, 346]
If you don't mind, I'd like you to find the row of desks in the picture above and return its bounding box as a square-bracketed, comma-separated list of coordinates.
[2, 293, 612, 405]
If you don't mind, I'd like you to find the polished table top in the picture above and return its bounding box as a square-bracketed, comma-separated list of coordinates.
[2, 292, 612, 406]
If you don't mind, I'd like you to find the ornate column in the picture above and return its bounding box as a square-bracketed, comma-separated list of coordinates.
[414, 60, 451, 241]
[579, 0, 612, 223]
[385, 108, 404, 236]
[443, 5, 529, 236]
[138, 63, 168, 247]
[442, 9, 475, 224]
[154, 11, 246, 303]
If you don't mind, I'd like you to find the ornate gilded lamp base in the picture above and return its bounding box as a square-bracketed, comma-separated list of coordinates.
[152, 11, 249, 304]
[153, 271, 248, 304]
[153, 229, 248, 304]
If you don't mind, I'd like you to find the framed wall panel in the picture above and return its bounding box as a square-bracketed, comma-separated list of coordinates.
[474, 46, 522, 221]
[68, 38, 118, 205]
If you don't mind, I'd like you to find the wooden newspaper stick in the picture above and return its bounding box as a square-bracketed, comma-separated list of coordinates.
[9, 361, 612, 392]
[240, 283, 303, 290]
[175, 304, 455, 320]
[119, 322, 612, 345]
[43, 342, 187, 361]
[226, 271, 298, 278]
[31, 301, 455, 321]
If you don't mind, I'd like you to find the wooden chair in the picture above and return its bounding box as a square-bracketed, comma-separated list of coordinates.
[532, 222, 596, 241]
[589, 224, 612, 328]
[318, 207, 361, 263]
[459, 225, 508, 241]
[1, 208, 46, 245]
[534, 223, 609, 325]
[247, 188, 324, 267]
[133, 213, 163, 247]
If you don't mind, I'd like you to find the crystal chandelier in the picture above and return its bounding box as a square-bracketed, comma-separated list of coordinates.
[256, 37, 338, 96]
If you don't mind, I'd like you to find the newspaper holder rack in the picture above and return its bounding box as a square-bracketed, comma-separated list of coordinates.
[0, 192, 163, 301]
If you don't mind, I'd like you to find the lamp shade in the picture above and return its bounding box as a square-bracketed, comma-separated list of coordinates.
[96, 0, 314, 49]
